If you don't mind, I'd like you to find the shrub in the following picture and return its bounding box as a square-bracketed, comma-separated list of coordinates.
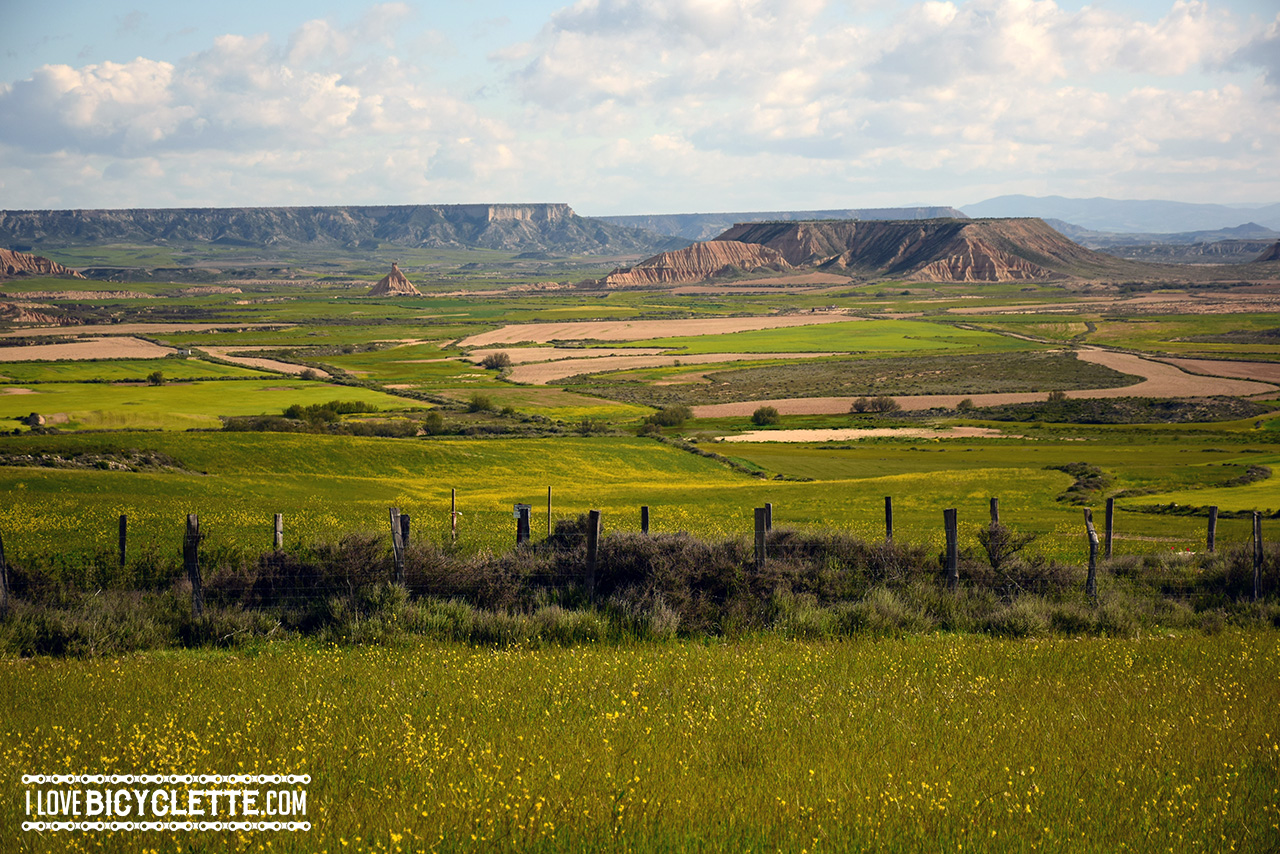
[468, 393, 494, 413]
[751, 406, 781, 426]
[647, 405, 693, 428]
[480, 351, 512, 370]
[147, 370, 165, 386]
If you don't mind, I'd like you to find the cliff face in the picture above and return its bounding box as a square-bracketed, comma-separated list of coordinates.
[0, 204, 675, 256]
[716, 218, 1119, 282]
[604, 241, 790, 286]
[0, 248, 85, 280]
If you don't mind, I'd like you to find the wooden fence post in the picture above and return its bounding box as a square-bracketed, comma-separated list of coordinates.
[754, 507, 768, 569]
[1104, 497, 1115, 560]
[184, 514, 203, 617]
[1253, 512, 1263, 602]
[547, 487, 552, 539]
[884, 496, 894, 542]
[1207, 506, 1218, 554]
[641, 506, 650, 535]
[0, 530, 9, 612]
[389, 507, 405, 585]
[1084, 508, 1099, 603]
[989, 497, 1000, 528]
[400, 513, 411, 550]
[273, 513, 283, 551]
[765, 503, 773, 532]
[944, 508, 958, 591]
[586, 510, 601, 599]
[118, 515, 128, 568]
[450, 488, 458, 542]
[515, 505, 531, 546]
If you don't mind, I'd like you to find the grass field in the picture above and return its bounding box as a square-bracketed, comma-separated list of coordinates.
[0, 359, 270, 383]
[0, 381, 422, 431]
[1, 632, 1275, 853]
[0, 430, 1276, 565]
[624, 320, 1039, 355]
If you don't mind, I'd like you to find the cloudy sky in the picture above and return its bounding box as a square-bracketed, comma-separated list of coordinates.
[2, 0, 1277, 214]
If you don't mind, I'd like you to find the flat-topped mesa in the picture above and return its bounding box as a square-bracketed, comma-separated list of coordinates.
[605, 240, 790, 287]
[367, 261, 421, 296]
[446, 203, 575, 223]
[715, 217, 1113, 282]
[0, 248, 85, 279]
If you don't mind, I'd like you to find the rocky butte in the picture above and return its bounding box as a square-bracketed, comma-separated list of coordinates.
[605, 217, 1178, 285]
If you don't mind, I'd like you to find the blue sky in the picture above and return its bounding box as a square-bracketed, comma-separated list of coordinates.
[3, 0, 1277, 214]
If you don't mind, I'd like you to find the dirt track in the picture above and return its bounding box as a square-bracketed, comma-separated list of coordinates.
[0, 322, 290, 337]
[719, 426, 1009, 443]
[458, 314, 856, 347]
[199, 347, 331, 377]
[691, 348, 1279, 417]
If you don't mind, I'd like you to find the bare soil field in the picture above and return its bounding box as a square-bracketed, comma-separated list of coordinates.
[464, 347, 669, 364]
[0, 322, 291, 338]
[457, 314, 856, 347]
[508, 352, 839, 385]
[691, 348, 1279, 417]
[718, 426, 1010, 443]
[199, 347, 331, 378]
[1155, 357, 1280, 384]
[0, 337, 175, 361]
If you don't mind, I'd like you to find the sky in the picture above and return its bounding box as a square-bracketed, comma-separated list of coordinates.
[2, 0, 1278, 215]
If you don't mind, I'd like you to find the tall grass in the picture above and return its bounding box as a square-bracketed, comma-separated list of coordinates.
[0, 633, 1276, 852]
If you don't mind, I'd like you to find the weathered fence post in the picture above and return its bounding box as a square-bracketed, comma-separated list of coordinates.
[641, 506, 650, 535]
[118, 514, 128, 568]
[943, 508, 959, 591]
[765, 502, 773, 532]
[1104, 497, 1115, 560]
[515, 504, 531, 546]
[754, 507, 768, 569]
[389, 507, 405, 585]
[1207, 506, 1218, 553]
[0, 530, 9, 612]
[884, 496, 894, 542]
[1084, 508, 1099, 603]
[586, 509, 601, 599]
[273, 513, 283, 551]
[400, 512, 411, 550]
[184, 514, 204, 617]
[547, 487, 552, 539]
[450, 488, 458, 542]
[989, 497, 1000, 528]
[1253, 511, 1263, 602]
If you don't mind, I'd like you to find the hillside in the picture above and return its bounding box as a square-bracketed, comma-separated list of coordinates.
[716, 217, 1128, 282]
[0, 248, 85, 280]
[0, 204, 682, 257]
[604, 241, 789, 286]
[599, 207, 966, 241]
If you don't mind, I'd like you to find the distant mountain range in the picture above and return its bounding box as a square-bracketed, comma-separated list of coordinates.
[962, 195, 1280, 234]
[598, 207, 966, 241]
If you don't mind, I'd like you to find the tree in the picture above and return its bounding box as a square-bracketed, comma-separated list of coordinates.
[468, 393, 494, 412]
[956, 398, 975, 413]
[480, 351, 513, 370]
[752, 405, 781, 426]
[646, 405, 693, 428]
[147, 370, 165, 386]
[868, 395, 901, 413]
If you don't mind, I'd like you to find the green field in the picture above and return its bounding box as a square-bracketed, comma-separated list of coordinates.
[0, 380, 422, 431]
[2, 633, 1275, 853]
[625, 320, 1039, 355]
[0, 359, 270, 383]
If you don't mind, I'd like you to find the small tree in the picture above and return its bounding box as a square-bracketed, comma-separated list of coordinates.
[480, 351, 513, 370]
[751, 405, 781, 426]
[868, 395, 900, 413]
[147, 370, 165, 386]
[956, 398, 975, 413]
[850, 398, 869, 414]
[468, 393, 494, 413]
[646, 405, 693, 428]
